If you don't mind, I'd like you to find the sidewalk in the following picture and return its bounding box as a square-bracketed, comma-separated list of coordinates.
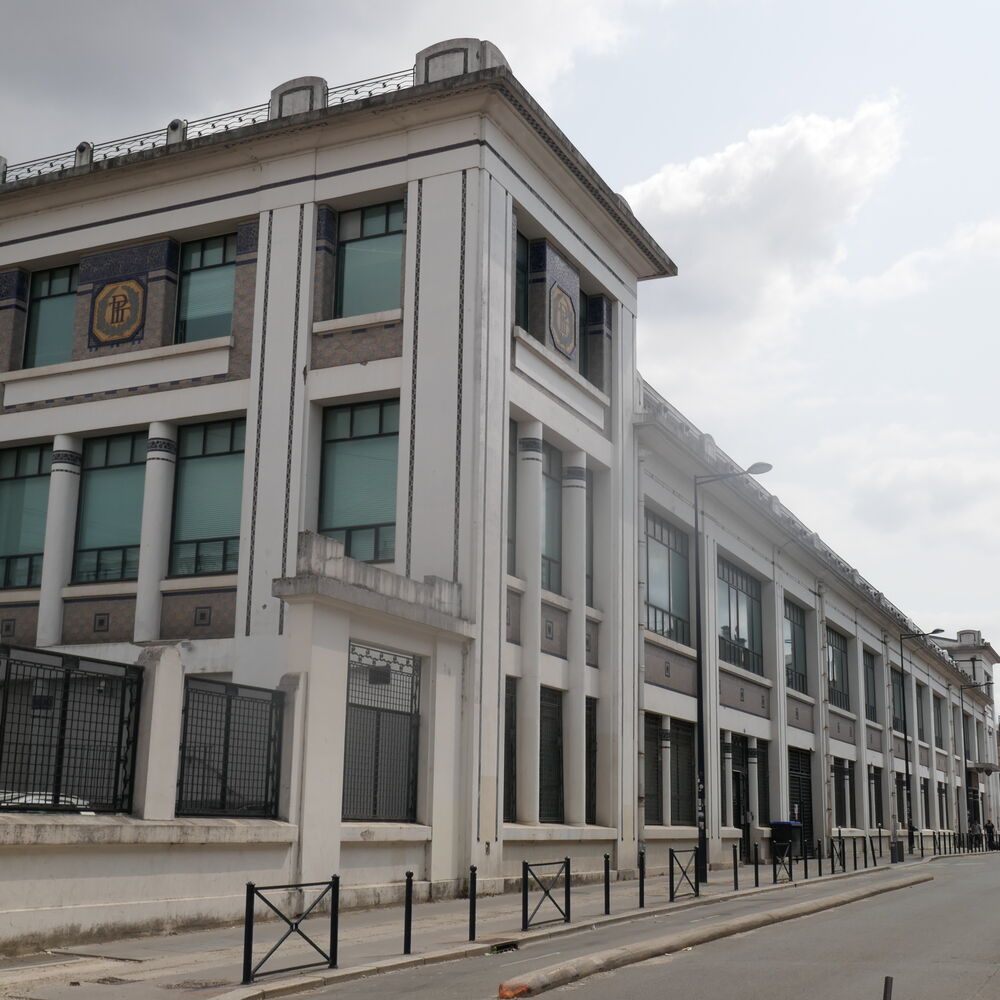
[0, 850, 943, 1000]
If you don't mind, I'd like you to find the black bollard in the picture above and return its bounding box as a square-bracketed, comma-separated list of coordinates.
[804, 848, 809, 880]
[241, 882, 255, 985]
[564, 858, 572, 922]
[603, 854, 610, 915]
[853, 838, 858, 871]
[669, 849, 676, 902]
[521, 861, 529, 931]
[754, 842, 760, 888]
[330, 875, 340, 968]
[818, 839, 823, 877]
[468, 866, 477, 942]
[733, 844, 739, 891]
[638, 849, 646, 908]
[403, 871, 414, 955]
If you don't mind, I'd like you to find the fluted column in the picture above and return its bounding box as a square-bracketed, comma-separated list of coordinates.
[134, 423, 177, 642]
[721, 733, 733, 829]
[36, 435, 82, 646]
[562, 450, 588, 824]
[661, 725, 672, 826]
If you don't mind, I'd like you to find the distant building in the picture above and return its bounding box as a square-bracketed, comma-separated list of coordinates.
[0, 38, 994, 949]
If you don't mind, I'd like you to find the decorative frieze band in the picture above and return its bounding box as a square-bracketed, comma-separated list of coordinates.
[51, 450, 82, 467]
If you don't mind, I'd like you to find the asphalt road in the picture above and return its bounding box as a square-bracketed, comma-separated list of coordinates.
[549, 856, 1000, 1000]
[299, 864, 945, 1000]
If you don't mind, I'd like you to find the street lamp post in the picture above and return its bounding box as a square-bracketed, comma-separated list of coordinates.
[693, 462, 771, 884]
[898, 629, 943, 854]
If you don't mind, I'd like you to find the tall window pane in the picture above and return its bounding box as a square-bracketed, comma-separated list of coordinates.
[507, 420, 517, 576]
[335, 201, 405, 318]
[783, 599, 807, 694]
[933, 695, 945, 750]
[717, 557, 763, 675]
[645, 511, 689, 645]
[73, 432, 146, 583]
[891, 670, 905, 732]
[539, 686, 564, 823]
[24, 265, 78, 368]
[670, 718, 696, 825]
[515, 232, 529, 330]
[0, 444, 51, 588]
[827, 627, 850, 711]
[176, 235, 237, 343]
[541, 442, 562, 593]
[864, 649, 878, 723]
[170, 418, 245, 576]
[319, 399, 399, 562]
[644, 712, 663, 825]
[916, 685, 927, 742]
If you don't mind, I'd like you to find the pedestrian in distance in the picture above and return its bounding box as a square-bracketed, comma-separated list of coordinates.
[985, 819, 995, 850]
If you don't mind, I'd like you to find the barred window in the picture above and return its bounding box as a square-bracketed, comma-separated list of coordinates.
[336, 200, 405, 318]
[320, 400, 399, 562]
[645, 511, 689, 646]
[756, 740, 770, 824]
[643, 712, 663, 825]
[342, 643, 420, 823]
[827, 627, 850, 711]
[891, 669, 906, 733]
[933, 695, 945, 750]
[0, 444, 51, 589]
[176, 235, 237, 344]
[586, 696, 597, 825]
[783, 600, 807, 694]
[24, 265, 78, 368]
[539, 686, 564, 823]
[503, 676, 517, 823]
[170, 419, 245, 576]
[670, 718, 696, 825]
[864, 649, 878, 723]
[73, 432, 147, 583]
[717, 557, 763, 674]
[541, 443, 562, 594]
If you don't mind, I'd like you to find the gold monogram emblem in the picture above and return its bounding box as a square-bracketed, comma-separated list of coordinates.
[92, 279, 145, 344]
[548, 284, 577, 359]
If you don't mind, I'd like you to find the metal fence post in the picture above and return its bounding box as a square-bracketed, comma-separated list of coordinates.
[669, 849, 676, 902]
[853, 838, 858, 871]
[863, 837, 868, 869]
[754, 842, 760, 888]
[804, 848, 809, 880]
[330, 875, 339, 968]
[468, 866, 477, 942]
[772, 847, 777, 885]
[521, 861, 529, 932]
[403, 871, 413, 955]
[241, 882, 255, 985]
[879, 826, 884, 858]
[920, 831, 924, 858]
[638, 849, 646, 908]
[603, 854, 610, 915]
[733, 844, 739, 891]
[817, 839, 823, 877]
[564, 858, 571, 923]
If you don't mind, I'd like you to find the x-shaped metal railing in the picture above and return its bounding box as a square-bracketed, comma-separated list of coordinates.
[772, 842, 793, 883]
[669, 847, 700, 901]
[241, 877, 339, 984]
[521, 858, 572, 930]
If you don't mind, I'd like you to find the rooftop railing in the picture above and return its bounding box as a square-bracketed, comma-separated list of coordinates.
[4, 67, 414, 185]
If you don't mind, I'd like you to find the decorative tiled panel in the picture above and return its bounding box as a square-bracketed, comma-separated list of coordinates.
[919, 746, 929, 767]
[527, 240, 581, 364]
[720, 670, 770, 719]
[313, 206, 337, 322]
[867, 724, 883, 751]
[0, 268, 28, 373]
[936, 751, 948, 772]
[62, 595, 136, 645]
[160, 588, 236, 640]
[644, 640, 696, 696]
[827, 709, 855, 743]
[893, 736, 906, 756]
[505, 588, 521, 645]
[0, 602, 38, 647]
[787, 694, 814, 732]
[229, 220, 259, 380]
[585, 619, 599, 667]
[584, 294, 612, 392]
[311, 320, 403, 369]
[540, 602, 568, 658]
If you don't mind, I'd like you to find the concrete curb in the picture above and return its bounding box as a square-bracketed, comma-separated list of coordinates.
[496, 872, 933, 998]
[212, 861, 937, 1000]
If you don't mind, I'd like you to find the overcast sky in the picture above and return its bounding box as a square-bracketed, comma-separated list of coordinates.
[2, 0, 997, 655]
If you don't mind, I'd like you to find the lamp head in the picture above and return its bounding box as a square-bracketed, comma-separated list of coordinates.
[746, 462, 772, 475]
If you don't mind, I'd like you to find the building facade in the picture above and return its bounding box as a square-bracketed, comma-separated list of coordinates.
[0, 38, 995, 948]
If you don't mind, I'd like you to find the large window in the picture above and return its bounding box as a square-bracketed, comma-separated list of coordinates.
[319, 399, 399, 562]
[586, 696, 597, 825]
[933, 695, 945, 750]
[515, 232, 529, 331]
[0, 444, 51, 589]
[541, 442, 562, 593]
[783, 599, 807, 694]
[507, 420, 517, 576]
[539, 686, 564, 823]
[671, 718, 696, 825]
[73, 432, 146, 583]
[645, 512, 690, 646]
[757, 740, 770, 824]
[643, 712, 663, 825]
[176, 235, 237, 344]
[503, 676, 517, 823]
[864, 649, 878, 723]
[169, 419, 245, 576]
[827, 627, 850, 711]
[716, 557, 763, 674]
[335, 200, 405, 318]
[342, 643, 420, 822]
[916, 684, 927, 742]
[891, 669, 906, 733]
[23, 265, 78, 368]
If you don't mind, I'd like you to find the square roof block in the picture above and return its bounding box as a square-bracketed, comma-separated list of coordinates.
[414, 38, 509, 85]
[269, 77, 329, 120]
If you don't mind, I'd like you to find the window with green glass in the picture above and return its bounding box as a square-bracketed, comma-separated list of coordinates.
[319, 399, 399, 562]
[864, 649, 879, 723]
[169, 419, 245, 576]
[645, 511, 689, 645]
[507, 419, 517, 576]
[827, 627, 850, 710]
[784, 599, 807, 694]
[515, 232, 529, 330]
[176, 234, 237, 344]
[541, 442, 562, 594]
[716, 557, 763, 674]
[0, 444, 52, 589]
[891, 669, 906, 732]
[335, 201, 405, 318]
[23, 265, 78, 369]
[73, 432, 147, 583]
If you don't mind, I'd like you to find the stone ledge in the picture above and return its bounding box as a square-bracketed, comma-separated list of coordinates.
[341, 822, 432, 843]
[501, 823, 617, 842]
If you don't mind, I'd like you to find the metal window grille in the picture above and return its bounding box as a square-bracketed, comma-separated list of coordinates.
[176, 677, 283, 818]
[643, 712, 663, 825]
[788, 748, 814, 847]
[670, 718, 696, 825]
[783, 600, 807, 694]
[0, 646, 142, 812]
[585, 697, 597, 824]
[503, 676, 517, 823]
[827, 627, 850, 711]
[538, 686, 564, 823]
[342, 643, 420, 823]
[757, 740, 770, 824]
[864, 649, 878, 722]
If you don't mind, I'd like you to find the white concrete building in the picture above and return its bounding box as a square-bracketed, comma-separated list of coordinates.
[0, 38, 995, 950]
